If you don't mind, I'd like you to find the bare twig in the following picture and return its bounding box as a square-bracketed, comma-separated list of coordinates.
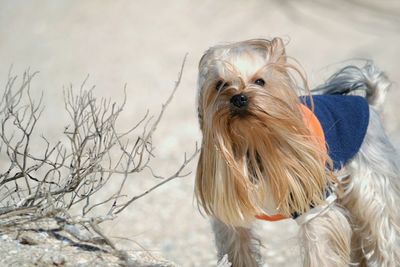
[114, 143, 199, 214]
[0, 56, 197, 241]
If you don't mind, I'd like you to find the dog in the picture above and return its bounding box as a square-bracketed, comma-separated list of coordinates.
[194, 38, 400, 267]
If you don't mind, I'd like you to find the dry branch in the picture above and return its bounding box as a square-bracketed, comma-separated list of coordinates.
[0, 56, 198, 252]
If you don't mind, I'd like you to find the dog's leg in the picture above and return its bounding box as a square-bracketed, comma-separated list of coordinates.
[212, 218, 261, 267]
[340, 109, 400, 267]
[299, 204, 352, 267]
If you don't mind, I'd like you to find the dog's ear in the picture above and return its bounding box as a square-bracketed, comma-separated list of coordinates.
[271, 37, 286, 64]
[197, 49, 213, 131]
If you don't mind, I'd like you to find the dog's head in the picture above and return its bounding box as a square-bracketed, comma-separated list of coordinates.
[195, 38, 333, 227]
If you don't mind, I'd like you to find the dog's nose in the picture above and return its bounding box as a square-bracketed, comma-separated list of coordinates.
[230, 94, 248, 108]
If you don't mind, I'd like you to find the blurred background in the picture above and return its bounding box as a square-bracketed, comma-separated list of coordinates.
[0, 1, 399, 266]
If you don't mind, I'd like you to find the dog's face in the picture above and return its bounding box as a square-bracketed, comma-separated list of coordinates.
[195, 38, 333, 227]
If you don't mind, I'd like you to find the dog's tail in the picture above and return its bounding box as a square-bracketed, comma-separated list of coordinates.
[312, 61, 391, 110]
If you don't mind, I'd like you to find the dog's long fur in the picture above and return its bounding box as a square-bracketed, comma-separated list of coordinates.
[196, 39, 334, 227]
[195, 38, 400, 266]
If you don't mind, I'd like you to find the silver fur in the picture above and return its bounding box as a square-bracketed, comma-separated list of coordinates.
[213, 218, 262, 267]
[312, 61, 391, 110]
[340, 107, 400, 266]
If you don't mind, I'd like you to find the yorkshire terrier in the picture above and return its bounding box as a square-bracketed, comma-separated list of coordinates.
[195, 38, 400, 267]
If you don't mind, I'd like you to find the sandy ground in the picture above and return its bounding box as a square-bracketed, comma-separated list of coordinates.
[0, 1, 399, 266]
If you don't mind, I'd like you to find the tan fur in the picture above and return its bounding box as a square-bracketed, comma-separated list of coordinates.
[195, 38, 334, 227]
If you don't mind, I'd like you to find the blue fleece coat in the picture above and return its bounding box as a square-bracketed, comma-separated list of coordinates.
[300, 95, 370, 170]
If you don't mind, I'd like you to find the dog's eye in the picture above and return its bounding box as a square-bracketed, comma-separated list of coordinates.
[215, 80, 229, 91]
[254, 78, 265, 87]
